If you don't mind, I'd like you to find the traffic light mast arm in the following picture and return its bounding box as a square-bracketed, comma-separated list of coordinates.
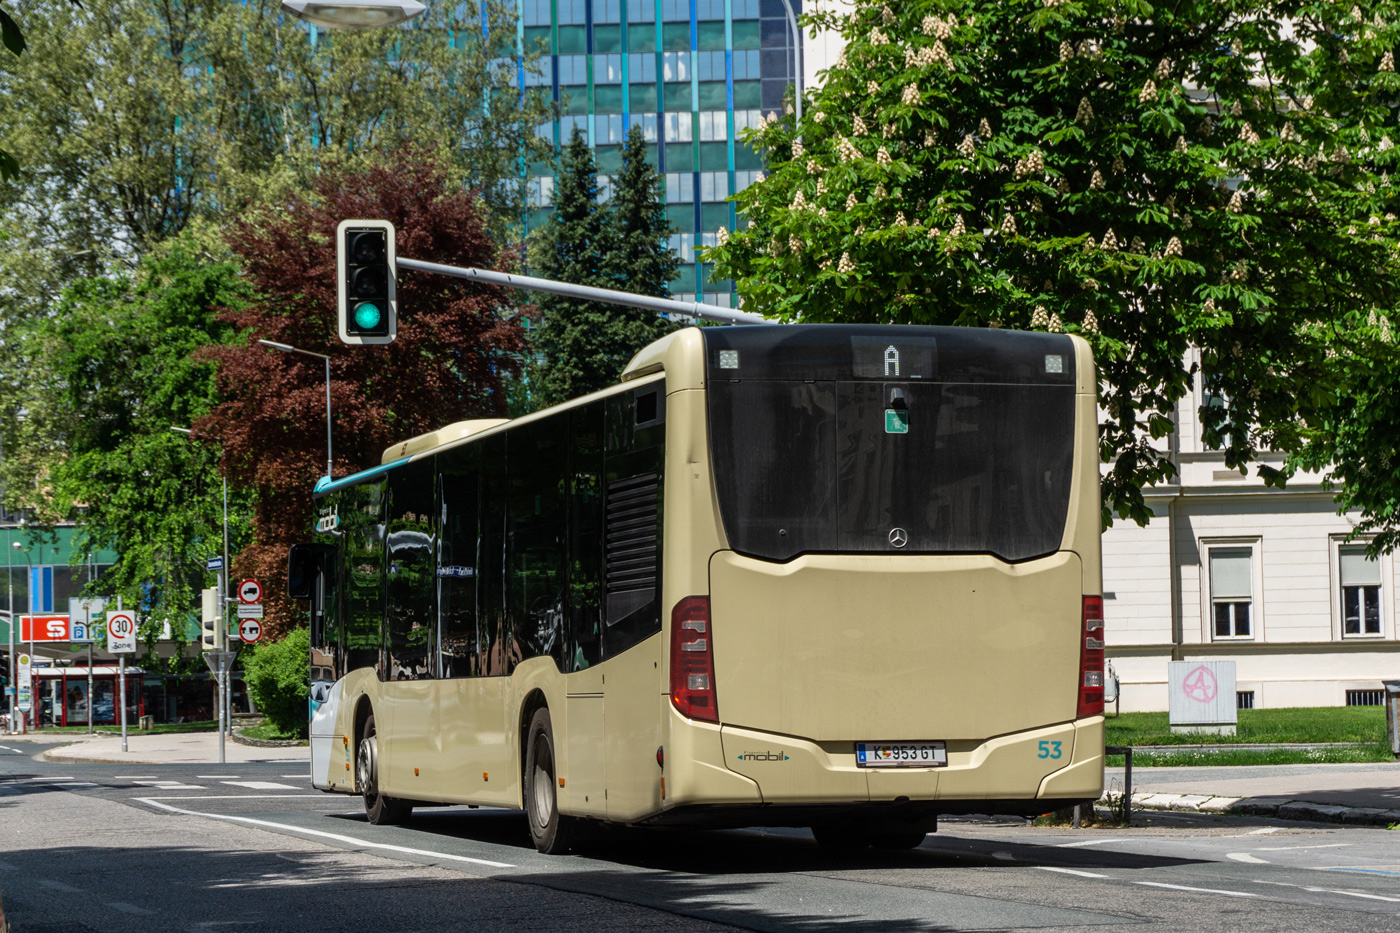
[395, 258, 773, 326]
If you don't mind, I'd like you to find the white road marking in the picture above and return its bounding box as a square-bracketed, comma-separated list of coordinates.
[114, 775, 158, 780]
[1246, 827, 1281, 835]
[1255, 843, 1352, 851]
[1250, 880, 1400, 903]
[281, 774, 307, 779]
[197, 774, 241, 779]
[0, 745, 21, 753]
[47, 782, 98, 788]
[990, 851, 1016, 861]
[1056, 839, 1118, 848]
[155, 794, 324, 800]
[131, 781, 205, 790]
[31, 776, 75, 781]
[221, 780, 300, 791]
[135, 797, 517, 869]
[1134, 881, 1258, 898]
[1036, 866, 1108, 879]
[1321, 867, 1400, 877]
[1227, 853, 1269, 865]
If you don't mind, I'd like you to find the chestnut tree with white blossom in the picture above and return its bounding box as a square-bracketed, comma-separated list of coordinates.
[708, 0, 1400, 537]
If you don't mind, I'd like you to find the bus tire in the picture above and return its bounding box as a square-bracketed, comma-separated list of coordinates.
[524, 707, 576, 854]
[357, 713, 412, 826]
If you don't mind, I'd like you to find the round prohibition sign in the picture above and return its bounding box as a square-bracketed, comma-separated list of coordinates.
[238, 579, 262, 604]
[239, 619, 262, 644]
[108, 612, 136, 639]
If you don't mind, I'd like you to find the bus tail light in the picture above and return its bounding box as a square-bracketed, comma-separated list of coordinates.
[670, 596, 718, 722]
[1077, 595, 1105, 719]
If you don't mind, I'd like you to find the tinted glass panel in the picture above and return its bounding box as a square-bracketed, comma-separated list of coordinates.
[440, 444, 482, 677]
[341, 480, 386, 675]
[387, 461, 437, 679]
[480, 435, 512, 675]
[568, 402, 606, 669]
[509, 416, 568, 670]
[602, 386, 665, 657]
[704, 327, 1076, 563]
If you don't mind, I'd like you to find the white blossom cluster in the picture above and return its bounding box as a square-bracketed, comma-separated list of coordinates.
[1101, 228, 1118, 251]
[1076, 97, 1094, 124]
[870, 28, 889, 46]
[837, 252, 856, 273]
[837, 136, 860, 162]
[1280, 121, 1299, 143]
[1014, 149, 1045, 177]
[922, 14, 954, 38]
[1165, 236, 1183, 257]
[1139, 79, 1157, 103]
[949, 215, 965, 236]
[902, 83, 920, 105]
[1227, 190, 1244, 213]
[1000, 213, 1017, 236]
[1238, 123, 1261, 145]
[958, 134, 976, 157]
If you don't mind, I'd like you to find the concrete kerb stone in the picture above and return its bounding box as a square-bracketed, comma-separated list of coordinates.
[1102, 791, 1400, 827]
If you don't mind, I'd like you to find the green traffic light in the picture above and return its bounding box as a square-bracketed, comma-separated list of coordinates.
[353, 302, 383, 331]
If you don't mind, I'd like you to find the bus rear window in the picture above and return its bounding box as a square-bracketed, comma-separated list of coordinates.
[705, 326, 1077, 563]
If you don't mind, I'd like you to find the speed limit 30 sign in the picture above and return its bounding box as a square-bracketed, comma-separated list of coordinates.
[107, 609, 137, 654]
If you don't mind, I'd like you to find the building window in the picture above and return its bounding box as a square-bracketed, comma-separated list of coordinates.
[662, 50, 689, 82]
[665, 172, 693, 203]
[698, 171, 727, 201]
[628, 52, 657, 83]
[1340, 545, 1382, 636]
[733, 109, 763, 135]
[627, 0, 655, 23]
[1236, 690, 1255, 710]
[660, 0, 686, 20]
[595, 53, 623, 84]
[734, 169, 763, 192]
[628, 113, 658, 142]
[523, 59, 552, 87]
[528, 176, 554, 207]
[733, 48, 760, 80]
[598, 113, 625, 144]
[558, 54, 588, 86]
[697, 49, 725, 81]
[595, 0, 622, 24]
[557, 0, 586, 24]
[698, 111, 726, 141]
[1209, 547, 1253, 639]
[696, 0, 723, 20]
[663, 112, 692, 143]
[523, 0, 551, 26]
[596, 174, 614, 201]
[560, 114, 590, 144]
[733, 0, 758, 17]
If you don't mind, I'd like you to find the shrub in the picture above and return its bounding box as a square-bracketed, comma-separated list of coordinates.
[243, 627, 310, 738]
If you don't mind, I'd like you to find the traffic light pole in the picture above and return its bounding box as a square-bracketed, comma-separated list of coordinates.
[394, 258, 771, 326]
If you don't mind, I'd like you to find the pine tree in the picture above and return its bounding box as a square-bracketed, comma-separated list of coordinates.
[529, 125, 678, 409]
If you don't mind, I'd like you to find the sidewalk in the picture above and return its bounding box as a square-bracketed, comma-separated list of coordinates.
[10, 731, 310, 765]
[1103, 761, 1400, 827]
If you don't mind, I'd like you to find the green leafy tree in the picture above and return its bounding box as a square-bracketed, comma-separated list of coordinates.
[243, 626, 311, 738]
[708, 0, 1400, 528]
[27, 235, 253, 648]
[529, 125, 678, 408]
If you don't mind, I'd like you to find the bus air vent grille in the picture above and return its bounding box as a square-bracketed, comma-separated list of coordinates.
[606, 472, 659, 594]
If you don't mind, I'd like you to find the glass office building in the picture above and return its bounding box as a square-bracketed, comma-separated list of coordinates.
[520, 0, 803, 307]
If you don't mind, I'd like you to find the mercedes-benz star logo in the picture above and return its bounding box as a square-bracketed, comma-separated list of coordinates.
[889, 527, 908, 548]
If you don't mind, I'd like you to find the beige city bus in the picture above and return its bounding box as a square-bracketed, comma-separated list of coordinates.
[288, 324, 1104, 853]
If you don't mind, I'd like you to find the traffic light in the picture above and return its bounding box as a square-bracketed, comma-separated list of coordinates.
[201, 586, 224, 651]
[336, 219, 397, 345]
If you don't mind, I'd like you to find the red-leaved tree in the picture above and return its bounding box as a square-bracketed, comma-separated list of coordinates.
[197, 150, 526, 637]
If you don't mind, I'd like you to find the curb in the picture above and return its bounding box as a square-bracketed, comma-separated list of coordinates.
[1101, 791, 1400, 828]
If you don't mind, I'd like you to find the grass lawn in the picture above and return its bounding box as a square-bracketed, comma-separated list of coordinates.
[1105, 706, 1394, 766]
[237, 721, 307, 743]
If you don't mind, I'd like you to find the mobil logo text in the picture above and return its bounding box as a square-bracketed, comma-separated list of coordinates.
[19, 615, 70, 642]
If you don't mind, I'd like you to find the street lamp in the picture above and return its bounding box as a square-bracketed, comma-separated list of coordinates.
[258, 340, 336, 482]
[280, 0, 424, 29]
[12, 539, 31, 731]
[5, 527, 13, 732]
[170, 426, 233, 752]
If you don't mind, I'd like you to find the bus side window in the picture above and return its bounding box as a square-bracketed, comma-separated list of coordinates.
[440, 444, 481, 678]
[343, 479, 387, 678]
[568, 401, 605, 670]
[479, 434, 512, 676]
[387, 460, 437, 680]
[602, 385, 665, 658]
[508, 414, 568, 671]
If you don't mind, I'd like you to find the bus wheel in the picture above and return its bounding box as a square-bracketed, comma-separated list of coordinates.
[810, 824, 871, 850]
[357, 713, 412, 826]
[524, 707, 576, 854]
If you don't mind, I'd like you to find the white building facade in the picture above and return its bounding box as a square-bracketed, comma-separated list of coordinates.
[1104, 355, 1400, 711]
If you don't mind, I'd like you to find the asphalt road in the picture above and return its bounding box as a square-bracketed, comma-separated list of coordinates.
[2, 745, 1398, 932]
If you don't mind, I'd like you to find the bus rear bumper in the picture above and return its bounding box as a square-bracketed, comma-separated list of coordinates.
[710, 717, 1104, 810]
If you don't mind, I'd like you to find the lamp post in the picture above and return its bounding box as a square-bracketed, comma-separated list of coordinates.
[258, 340, 336, 482]
[12, 540, 31, 731]
[5, 527, 12, 733]
[171, 427, 232, 752]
